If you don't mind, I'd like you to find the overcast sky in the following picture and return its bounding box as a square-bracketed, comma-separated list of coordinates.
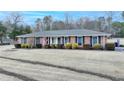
[0, 11, 122, 25]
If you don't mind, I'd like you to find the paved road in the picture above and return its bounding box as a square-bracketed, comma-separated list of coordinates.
[0, 45, 124, 81]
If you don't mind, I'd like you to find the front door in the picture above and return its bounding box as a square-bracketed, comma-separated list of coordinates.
[77, 37, 83, 45]
[92, 36, 97, 45]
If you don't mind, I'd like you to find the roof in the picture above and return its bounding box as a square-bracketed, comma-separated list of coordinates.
[17, 29, 111, 38]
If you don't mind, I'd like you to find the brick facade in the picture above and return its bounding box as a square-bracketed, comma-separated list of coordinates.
[84, 36, 91, 44]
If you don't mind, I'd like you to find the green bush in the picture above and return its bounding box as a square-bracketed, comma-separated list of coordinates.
[21, 44, 31, 48]
[92, 44, 103, 50]
[27, 44, 31, 48]
[21, 44, 26, 48]
[105, 43, 115, 50]
[25, 44, 29, 48]
[36, 44, 42, 48]
[64, 43, 72, 49]
[72, 43, 78, 49]
[83, 44, 91, 49]
[14, 44, 21, 48]
[120, 45, 124, 47]
[32, 45, 36, 48]
[44, 44, 51, 49]
[56, 44, 64, 49]
[50, 44, 56, 48]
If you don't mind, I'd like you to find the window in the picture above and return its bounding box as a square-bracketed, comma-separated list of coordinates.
[36, 37, 40, 44]
[77, 37, 83, 45]
[24, 38, 27, 44]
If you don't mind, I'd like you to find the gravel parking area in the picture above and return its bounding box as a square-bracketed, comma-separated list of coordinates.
[0, 45, 124, 81]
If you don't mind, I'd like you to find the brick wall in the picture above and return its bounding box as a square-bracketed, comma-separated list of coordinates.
[70, 36, 75, 43]
[27, 38, 34, 45]
[84, 36, 90, 44]
[40, 37, 47, 46]
[101, 36, 107, 47]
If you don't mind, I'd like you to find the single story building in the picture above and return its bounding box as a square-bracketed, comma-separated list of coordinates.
[16, 29, 111, 47]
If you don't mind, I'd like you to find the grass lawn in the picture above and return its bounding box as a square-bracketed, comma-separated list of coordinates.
[0, 45, 124, 81]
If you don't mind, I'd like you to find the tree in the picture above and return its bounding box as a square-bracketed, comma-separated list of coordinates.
[43, 16, 53, 30]
[122, 11, 124, 20]
[82, 18, 95, 30]
[6, 12, 23, 28]
[117, 29, 124, 37]
[24, 25, 32, 34]
[5, 12, 23, 39]
[112, 22, 122, 31]
[105, 11, 115, 33]
[97, 17, 106, 32]
[35, 18, 42, 31]
[52, 21, 65, 30]
[19, 25, 25, 33]
[0, 22, 7, 44]
[64, 12, 74, 29]
[115, 11, 124, 37]
[112, 22, 124, 37]
[76, 17, 85, 29]
[8, 25, 32, 40]
[64, 12, 69, 29]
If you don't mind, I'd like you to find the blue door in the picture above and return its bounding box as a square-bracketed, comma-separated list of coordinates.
[77, 37, 83, 45]
[92, 36, 97, 45]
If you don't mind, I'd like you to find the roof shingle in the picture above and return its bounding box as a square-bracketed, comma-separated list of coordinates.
[17, 29, 111, 37]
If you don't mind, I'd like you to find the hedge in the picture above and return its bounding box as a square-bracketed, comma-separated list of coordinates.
[64, 43, 72, 49]
[14, 44, 21, 48]
[83, 44, 91, 49]
[72, 43, 78, 49]
[105, 43, 115, 50]
[92, 44, 103, 50]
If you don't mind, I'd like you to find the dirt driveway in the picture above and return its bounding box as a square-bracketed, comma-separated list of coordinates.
[0, 45, 124, 81]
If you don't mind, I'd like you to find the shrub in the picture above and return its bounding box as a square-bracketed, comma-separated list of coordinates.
[72, 43, 78, 49]
[83, 44, 91, 49]
[120, 45, 124, 47]
[36, 44, 42, 48]
[50, 44, 56, 48]
[21, 44, 31, 48]
[21, 44, 26, 48]
[92, 44, 103, 50]
[27, 44, 31, 48]
[32, 45, 36, 48]
[25, 44, 29, 48]
[44, 44, 51, 49]
[55, 44, 64, 49]
[14, 44, 21, 48]
[105, 43, 115, 50]
[64, 43, 72, 49]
